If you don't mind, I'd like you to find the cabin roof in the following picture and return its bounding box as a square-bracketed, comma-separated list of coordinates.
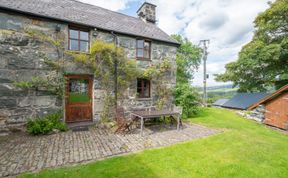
[222, 93, 270, 110]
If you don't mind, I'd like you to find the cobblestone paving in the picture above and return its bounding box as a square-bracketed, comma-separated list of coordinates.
[0, 123, 219, 177]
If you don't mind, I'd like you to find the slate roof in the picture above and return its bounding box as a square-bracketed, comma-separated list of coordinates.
[0, 0, 179, 45]
[221, 93, 270, 110]
[212, 99, 229, 106]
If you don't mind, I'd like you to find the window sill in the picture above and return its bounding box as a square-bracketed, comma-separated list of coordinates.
[67, 50, 91, 55]
[136, 97, 152, 101]
[136, 58, 152, 61]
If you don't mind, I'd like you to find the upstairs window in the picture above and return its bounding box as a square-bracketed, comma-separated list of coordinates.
[69, 28, 89, 52]
[137, 78, 151, 98]
[136, 39, 151, 60]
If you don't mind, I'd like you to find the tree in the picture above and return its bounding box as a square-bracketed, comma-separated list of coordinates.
[172, 35, 202, 117]
[216, 0, 288, 92]
[173, 83, 201, 118]
[171, 34, 202, 84]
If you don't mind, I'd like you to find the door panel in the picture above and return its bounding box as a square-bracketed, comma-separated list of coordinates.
[65, 75, 93, 123]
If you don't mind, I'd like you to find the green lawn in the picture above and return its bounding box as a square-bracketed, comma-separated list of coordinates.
[20, 108, 288, 178]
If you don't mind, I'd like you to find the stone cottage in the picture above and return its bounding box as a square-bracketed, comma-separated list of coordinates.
[0, 0, 179, 134]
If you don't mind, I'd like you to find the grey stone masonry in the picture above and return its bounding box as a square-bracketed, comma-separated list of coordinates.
[0, 123, 220, 177]
[0, 12, 65, 135]
[237, 105, 266, 123]
[0, 10, 177, 134]
[137, 2, 157, 23]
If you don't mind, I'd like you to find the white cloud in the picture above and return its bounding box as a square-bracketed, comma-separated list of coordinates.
[79, 0, 272, 86]
[150, 0, 271, 86]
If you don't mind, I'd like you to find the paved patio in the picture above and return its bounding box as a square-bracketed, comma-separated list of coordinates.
[0, 123, 220, 177]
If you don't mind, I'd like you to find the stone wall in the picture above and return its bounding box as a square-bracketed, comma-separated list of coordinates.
[237, 105, 266, 123]
[0, 12, 68, 135]
[0, 11, 177, 134]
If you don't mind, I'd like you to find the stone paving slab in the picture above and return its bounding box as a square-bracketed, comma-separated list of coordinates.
[0, 123, 220, 177]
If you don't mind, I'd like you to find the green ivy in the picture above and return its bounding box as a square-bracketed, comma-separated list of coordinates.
[14, 28, 176, 120]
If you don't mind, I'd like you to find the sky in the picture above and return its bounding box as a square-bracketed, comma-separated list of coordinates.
[79, 0, 272, 87]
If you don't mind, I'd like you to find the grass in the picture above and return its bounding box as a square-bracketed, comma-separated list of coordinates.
[19, 108, 288, 178]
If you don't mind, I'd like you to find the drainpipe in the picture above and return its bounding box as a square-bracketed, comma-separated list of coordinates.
[111, 32, 119, 111]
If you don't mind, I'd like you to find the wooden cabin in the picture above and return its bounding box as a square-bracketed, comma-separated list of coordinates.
[249, 85, 288, 130]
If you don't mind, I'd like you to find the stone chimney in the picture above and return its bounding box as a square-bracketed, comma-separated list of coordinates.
[137, 2, 156, 24]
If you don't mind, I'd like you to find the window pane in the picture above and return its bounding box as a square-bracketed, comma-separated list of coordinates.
[80, 31, 89, 41]
[143, 80, 150, 97]
[137, 79, 142, 97]
[69, 29, 78, 39]
[80, 41, 89, 52]
[137, 49, 143, 58]
[137, 40, 144, 48]
[143, 87, 149, 97]
[137, 87, 142, 97]
[69, 79, 88, 93]
[144, 50, 150, 59]
[137, 79, 150, 98]
[137, 79, 142, 88]
[143, 80, 147, 88]
[144, 41, 150, 50]
[70, 39, 79, 51]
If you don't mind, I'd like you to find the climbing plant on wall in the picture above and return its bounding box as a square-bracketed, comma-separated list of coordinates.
[68, 40, 141, 119]
[70, 41, 174, 116]
[14, 29, 175, 120]
[142, 59, 173, 109]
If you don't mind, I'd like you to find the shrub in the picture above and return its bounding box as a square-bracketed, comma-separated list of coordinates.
[27, 111, 68, 135]
[173, 83, 201, 119]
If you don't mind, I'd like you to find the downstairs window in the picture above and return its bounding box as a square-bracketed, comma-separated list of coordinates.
[137, 78, 151, 98]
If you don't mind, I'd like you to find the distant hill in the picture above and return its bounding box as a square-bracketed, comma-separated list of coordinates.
[196, 84, 238, 104]
[196, 84, 237, 92]
[206, 84, 235, 91]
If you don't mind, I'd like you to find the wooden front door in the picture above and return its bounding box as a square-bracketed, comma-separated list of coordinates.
[65, 75, 93, 123]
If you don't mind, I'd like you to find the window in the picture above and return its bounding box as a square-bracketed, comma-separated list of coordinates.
[69, 79, 89, 103]
[69, 28, 89, 52]
[137, 78, 151, 98]
[136, 39, 151, 60]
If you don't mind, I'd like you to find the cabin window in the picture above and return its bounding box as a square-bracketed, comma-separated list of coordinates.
[137, 78, 151, 98]
[69, 28, 89, 52]
[136, 39, 151, 60]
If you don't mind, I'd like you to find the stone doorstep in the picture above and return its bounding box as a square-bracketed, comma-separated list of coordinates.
[71, 126, 89, 132]
[67, 121, 96, 132]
